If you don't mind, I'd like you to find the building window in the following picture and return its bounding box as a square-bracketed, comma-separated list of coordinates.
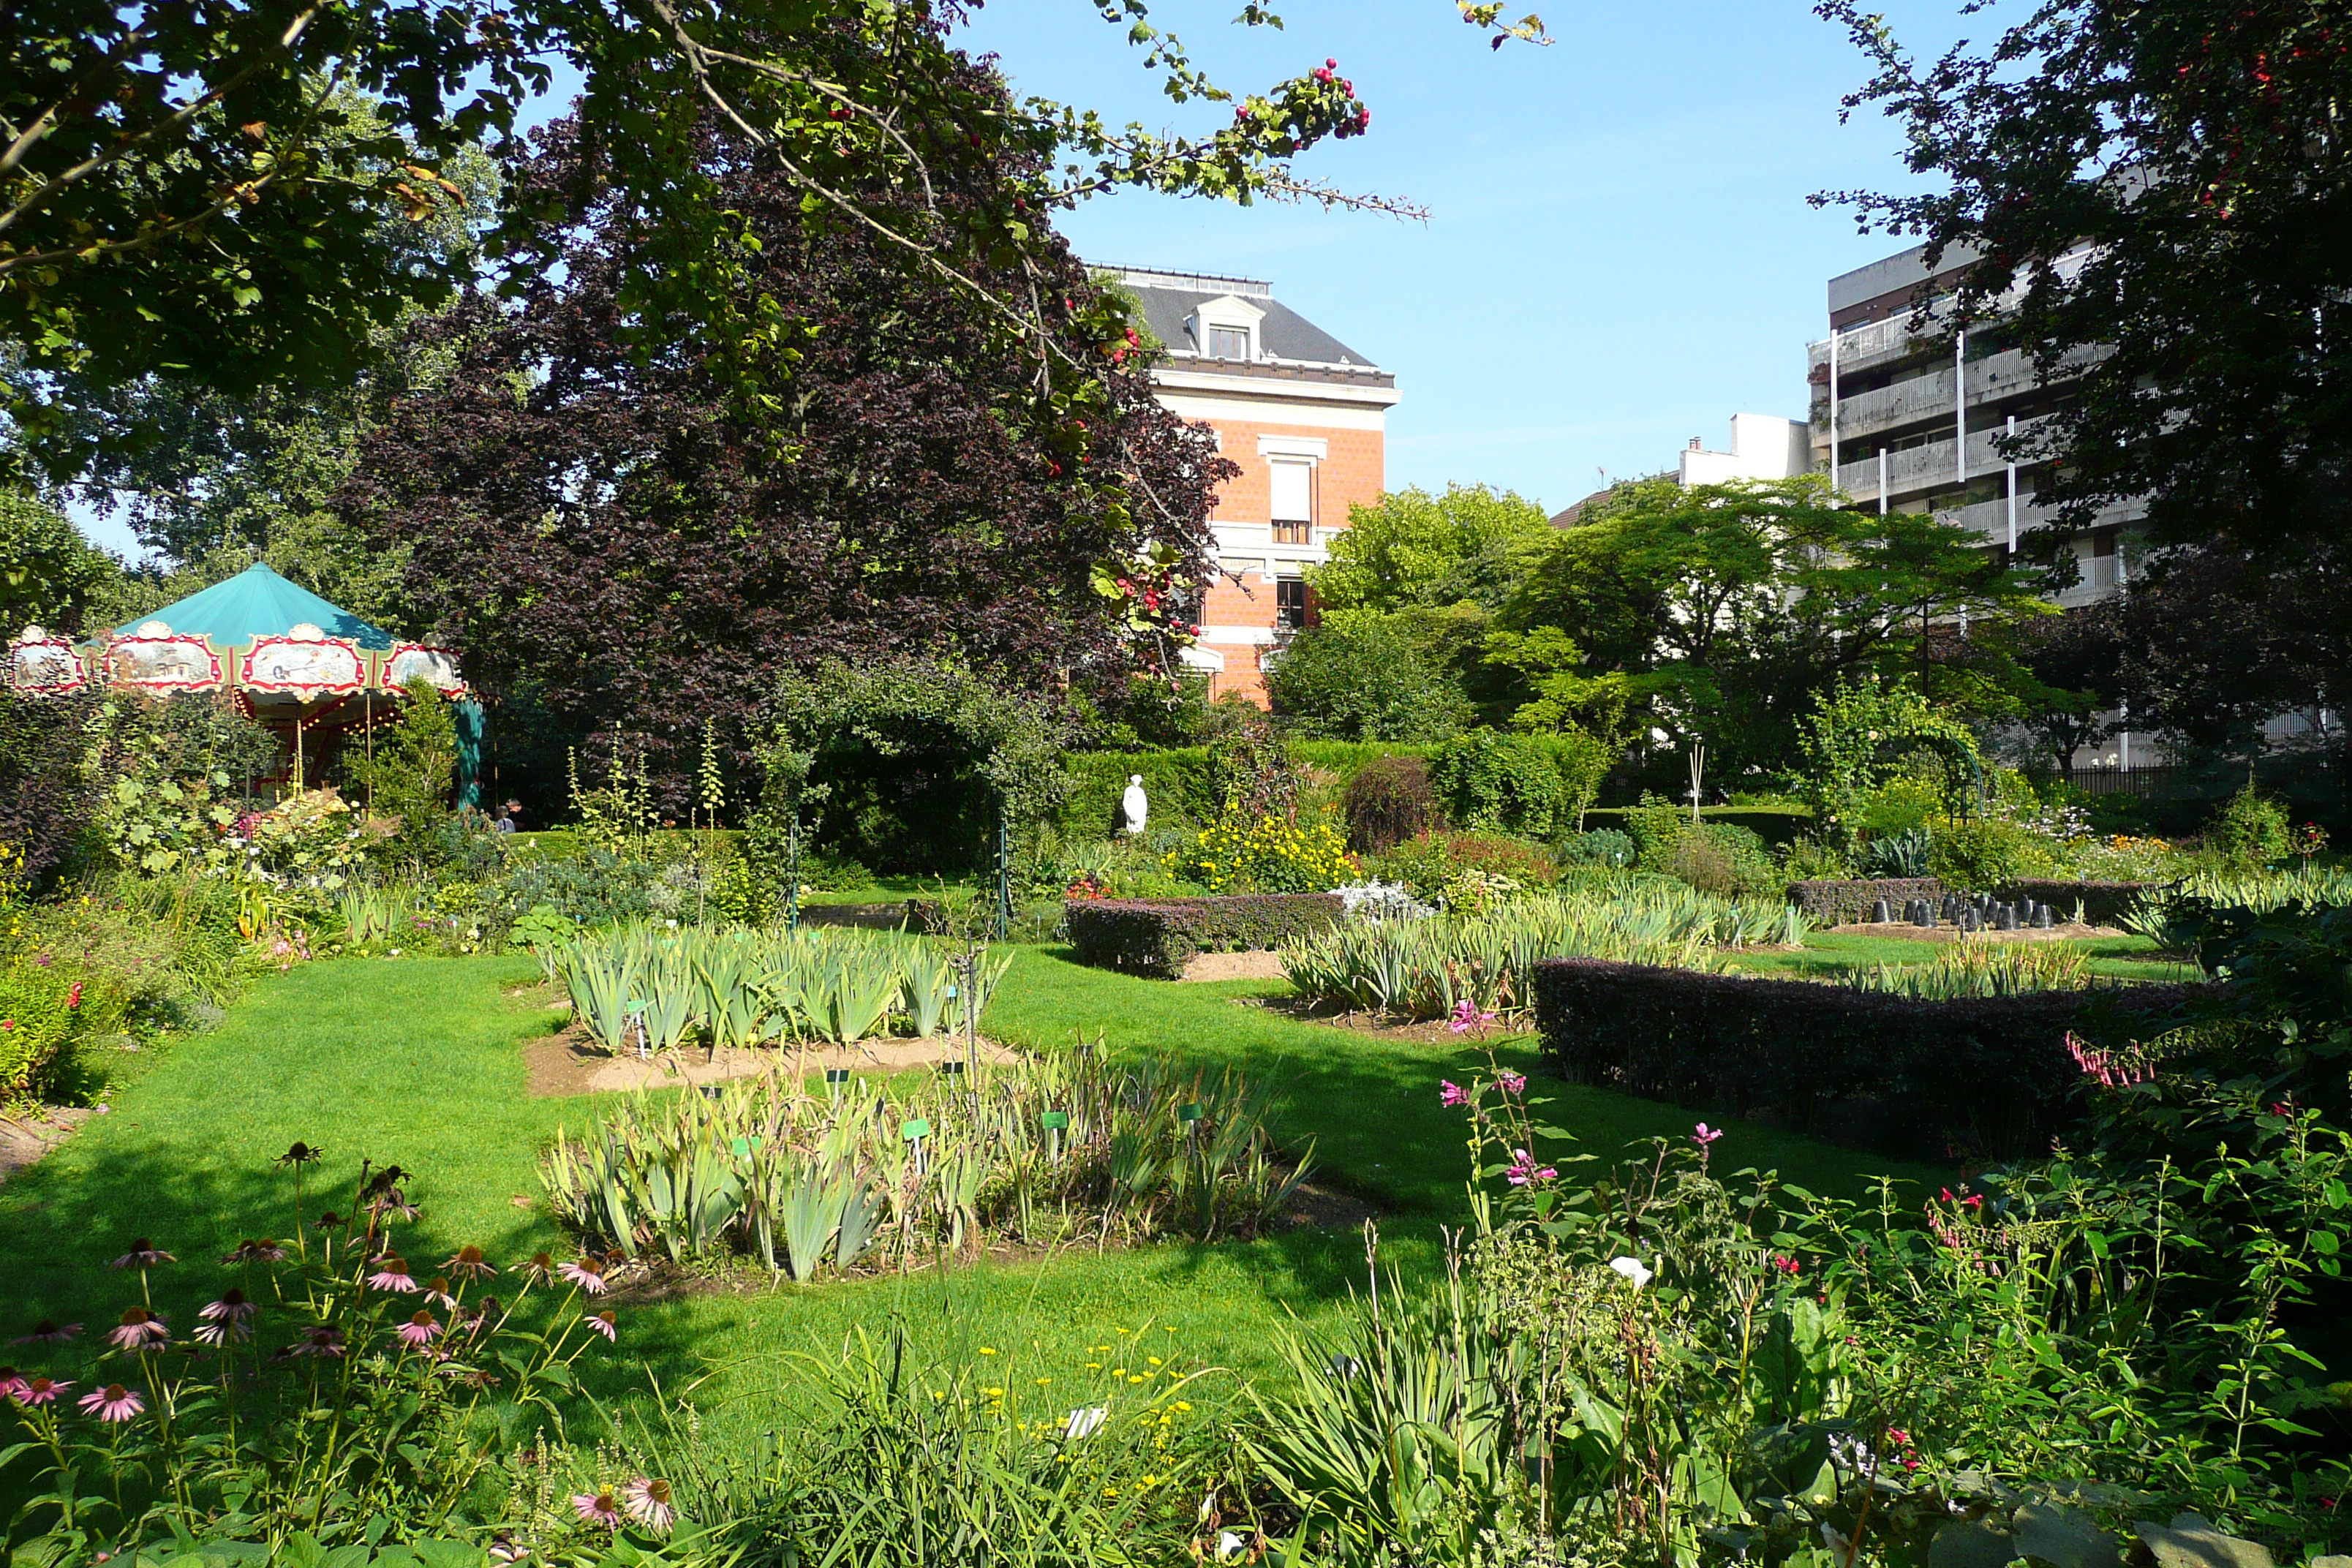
[1275, 578, 1308, 630]
[1270, 459, 1313, 543]
[1207, 324, 1251, 360]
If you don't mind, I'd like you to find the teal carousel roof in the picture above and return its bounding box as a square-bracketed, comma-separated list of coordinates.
[106, 563, 393, 651]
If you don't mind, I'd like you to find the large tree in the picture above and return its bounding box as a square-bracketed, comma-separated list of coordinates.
[1488, 475, 2050, 777]
[343, 102, 1232, 806]
[5, 0, 1539, 481]
[1815, 0, 2352, 561]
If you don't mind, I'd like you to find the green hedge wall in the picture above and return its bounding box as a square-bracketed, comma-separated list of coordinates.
[1583, 804, 1814, 847]
[1063, 894, 1342, 979]
[1055, 743, 1436, 842]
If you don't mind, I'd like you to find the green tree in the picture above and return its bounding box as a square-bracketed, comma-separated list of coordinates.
[1490, 475, 2048, 776]
[1263, 618, 1470, 742]
[0, 487, 118, 633]
[1311, 483, 1553, 622]
[347, 679, 459, 854]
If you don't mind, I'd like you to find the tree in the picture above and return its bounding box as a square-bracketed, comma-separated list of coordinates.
[343, 105, 1231, 810]
[1263, 618, 1470, 742]
[1997, 604, 2125, 778]
[1489, 475, 2049, 777]
[347, 679, 459, 853]
[1310, 483, 1553, 623]
[1815, 0, 2352, 562]
[6, 0, 1539, 480]
[0, 486, 118, 633]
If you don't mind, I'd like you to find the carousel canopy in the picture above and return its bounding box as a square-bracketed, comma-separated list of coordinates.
[115, 562, 393, 651]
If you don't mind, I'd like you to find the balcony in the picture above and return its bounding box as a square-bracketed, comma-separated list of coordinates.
[1832, 418, 2054, 505]
[2053, 554, 2125, 608]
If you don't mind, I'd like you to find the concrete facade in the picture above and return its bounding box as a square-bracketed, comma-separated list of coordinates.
[1105, 266, 1400, 704]
[1678, 413, 1812, 486]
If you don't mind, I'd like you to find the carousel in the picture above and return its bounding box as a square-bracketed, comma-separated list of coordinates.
[6, 562, 475, 795]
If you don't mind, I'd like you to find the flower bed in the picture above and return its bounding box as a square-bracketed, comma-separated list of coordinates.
[1064, 894, 1343, 979]
[1530, 957, 2198, 1156]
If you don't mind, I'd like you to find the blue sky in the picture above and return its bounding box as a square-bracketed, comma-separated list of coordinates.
[955, 0, 1961, 512]
[74, 1, 1966, 554]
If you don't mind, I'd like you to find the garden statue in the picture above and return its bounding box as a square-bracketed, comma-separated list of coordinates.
[1121, 774, 1149, 836]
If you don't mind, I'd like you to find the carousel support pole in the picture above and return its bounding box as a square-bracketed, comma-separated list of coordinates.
[785, 804, 802, 935]
[293, 711, 305, 792]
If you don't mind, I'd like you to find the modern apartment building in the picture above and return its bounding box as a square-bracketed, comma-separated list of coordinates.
[1103, 266, 1401, 704]
[1807, 241, 2138, 609]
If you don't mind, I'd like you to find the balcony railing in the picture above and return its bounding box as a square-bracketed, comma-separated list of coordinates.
[1832, 418, 2054, 505]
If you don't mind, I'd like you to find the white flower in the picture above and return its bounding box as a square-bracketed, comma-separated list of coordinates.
[1609, 1256, 1653, 1289]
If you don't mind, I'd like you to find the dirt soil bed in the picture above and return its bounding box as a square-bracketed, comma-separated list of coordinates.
[1232, 994, 1534, 1049]
[524, 1024, 1021, 1098]
[1180, 950, 1289, 983]
[1825, 920, 2123, 944]
[0, 1107, 96, 1186]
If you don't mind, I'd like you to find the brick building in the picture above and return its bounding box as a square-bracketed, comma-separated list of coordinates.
[1104, 266, 1401, 704]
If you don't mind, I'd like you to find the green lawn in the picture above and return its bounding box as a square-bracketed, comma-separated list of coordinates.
[1725, 928, 2194, 984]
[0, 947, 1950, 1441]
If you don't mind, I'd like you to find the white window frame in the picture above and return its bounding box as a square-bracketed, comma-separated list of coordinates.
[1187, 294, 1266, 361]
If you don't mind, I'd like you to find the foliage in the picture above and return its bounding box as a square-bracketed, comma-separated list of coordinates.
[1162, 813, 1355, 896]
[346, 680, 461, 859]
[0, 954, 91, 1105]
[1662, 821, 1780, 900]
[1343, 754, 1443, 853]
[2206, 785, 2292, 872]
[1926, 815, 2047, 892]
[345, 110, 1223, 816]
[0, 1158, 641, 1563]
[1842, 935, 2095, 999]
[0, 688, 100, 880]
[1063, 894, 1343, 981]
[233, 787, 373, 897]
[0, 488, 119, 635]
[1310, 483, 1556, 622]
[1491, 478, 2048, 775]
[1534, 956, 2194, 1157]
[1367, 830, 1559, 907]
[1796, 678, 1983, 843]
[1264, 618, 1469, 742]
[1281, 881, 1806, 1022]
[540, 1044, 1311, 1273]
[1204, 710, 1303, 824]
[1555, 829, 1636, 870]
[1426, 728, 1613, 842]
[1858, 823, 1934, 878]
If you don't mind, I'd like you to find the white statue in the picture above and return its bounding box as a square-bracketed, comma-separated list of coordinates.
[1120, 774, 1149, 836]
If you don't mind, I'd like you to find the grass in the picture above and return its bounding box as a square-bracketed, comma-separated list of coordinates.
[1723, 928, 2192, 983]
[0, 945, 1950, 1445]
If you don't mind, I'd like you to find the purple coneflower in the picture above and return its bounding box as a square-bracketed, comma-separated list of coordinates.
[585, 1310, 618, 1343]
[396, 1311, 441, 1348]
[297, 1325, 346, 1358]
[366, 1256, 419, 1294]
[110, 1239, 176, 1270]
[519, 1252, 555, 1286]
[312, 1210, 344, 1230]
[422, 1275, 459, 1308]
[0, 1368, 22, 1401]
[487, 1534, 530, 1564]
[221, 1238, 287, 1264]
[108, 1308, 169, 1350]
[276, 1142, 323, 1167]
[558, 1258, 608, 1296]
[622, 1477, 675, 1534]
[79, 1384, 143, 1422]
[443, 1245, 497, 1281]
[11, 1321, 79, 1345]
[572, 1491, 625, 1529]
[195, 1289, 255, 1345]
[15, 1376, 69, 1406]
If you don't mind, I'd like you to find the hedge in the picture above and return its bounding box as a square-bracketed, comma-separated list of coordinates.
[1995, 878, 2163, 929]
[1063, 894, 1342, 979]
[1531, 957, 2198, 1158]
[1055, 743, 1436, 841]
[1787, 878, 1947, 925]
[798, 900, 941, 932]
[1587, 804, 1814, 847]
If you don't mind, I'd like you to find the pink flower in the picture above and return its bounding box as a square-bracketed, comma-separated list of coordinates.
[1495, 1070, 1526, 1097]
[559, 1258, 608, 1296]
[195, 1289, 255, 1346]
[573, 1491, 625, 1529]
[1504, 1149, 1556, 1187]
[79, 1384, 143, 1422]
[585, 1309, 619, 1343]
[1692, 1124, 1723, 1148]
[443, 1245, 497, 1281]
[1439, 1080, 1469, 1107]
[519, 1252, 555, 1286]
[107, 1308, 168, 1350]
[396, 1311, 441, 1348]
[622, 1477, 675, 1534]
[221, 1239, 287, 1264]
[11, 1321, 80, 1345]
[488, 1535, 529, 1564]
[366, 1256, 418, 1294]
[14, 1376, 68, 1406]
[1773, 1254, 1801, 1276]
[296, 1325, 346, 1358]
[0, 1368, 23, 1401]
[110, 1239, 175, 1270]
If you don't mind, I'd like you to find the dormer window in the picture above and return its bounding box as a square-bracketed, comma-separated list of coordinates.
[1207, 325, 1250, 360]
[1186, 293, 1266, 363]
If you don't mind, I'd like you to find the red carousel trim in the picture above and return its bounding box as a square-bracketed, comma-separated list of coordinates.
[105, 631, 223, 692]
[382, 642, 469, 698]
[8, 637, 88, 695]
[241, 633, 369, 696]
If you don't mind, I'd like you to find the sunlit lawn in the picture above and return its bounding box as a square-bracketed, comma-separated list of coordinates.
[0, 944, 1954, 1444]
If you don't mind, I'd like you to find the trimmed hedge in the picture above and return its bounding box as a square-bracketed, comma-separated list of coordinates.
[1788, 878, 1947, 925]
[1531, 957, 2197, 1158]
[1056, 743, 1437, 842]
[1064, 894, 1342, 979]
[1995, 878, 2162, 929]
[1587, 804, 1813, 847]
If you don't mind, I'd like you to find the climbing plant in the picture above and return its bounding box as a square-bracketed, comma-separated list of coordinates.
[1795, 677, 1983, 845]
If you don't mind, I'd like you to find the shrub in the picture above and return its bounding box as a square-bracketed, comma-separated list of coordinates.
[1857, 823, 1934, 878]
[0, 957, 89, 1104]
[1263, 618, 1469, 741]
[344, 679, 458, 862]
[1777, 834, 1853, 881]
[1162, 812, 1354, 894]
[1368, 830, 1557, 905]
[1926, 815, 2045, 890]
[1064, 894, 1341, 978]
[1532, 957, 2197, 1156]
[1343, 753, 1442, 852]
[1785, 876, 1948, 925]
[1663, 822, 1777, 899]
[1554, 828, 1635, 869]
[2206, 784, 2291, 869]
[0, 689, 101, 880]
[1427, 731, 1574, 839]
